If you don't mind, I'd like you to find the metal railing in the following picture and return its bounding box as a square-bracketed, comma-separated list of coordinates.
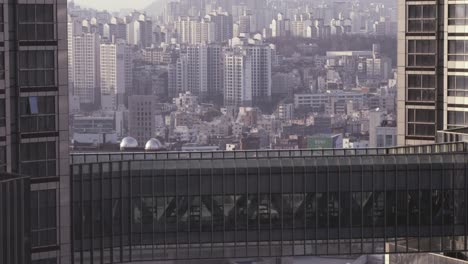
[70, 142, 468, 165]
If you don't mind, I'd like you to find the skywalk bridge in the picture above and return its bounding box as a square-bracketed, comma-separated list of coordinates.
[71, 142, 468, 263]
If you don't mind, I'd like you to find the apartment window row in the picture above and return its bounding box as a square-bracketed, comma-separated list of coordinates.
[19, 50, 54, 69]
[448, 75, 468, 96]
[448, 4, 468, 25]
[407, 109, 436, 136]
[448, 111, 468, 128]
[18, 4, 55, 41]
[20, 141, 56, 178]
[448, 40, 468, 61]
[20, 96, 55, 133]
[407, 5, 436, 32]
[407, 40, 436, 67]
[407, 74, 436, 101]
[31, 190, 56, 247]
[19, 50, 55, 87]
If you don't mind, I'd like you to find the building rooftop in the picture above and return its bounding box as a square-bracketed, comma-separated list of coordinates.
[71, 142, 467, 164]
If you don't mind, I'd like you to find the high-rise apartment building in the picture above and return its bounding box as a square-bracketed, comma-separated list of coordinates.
[1, 1, 70, 263]
[175, 16, 193, 44]
[239, 10, 254, 34]
[67, 15, 82, 96]
[206, 44, 224, 99]
[165, 1, 181, 24]
[128, 95, 163, 144]
[100, 40, 132, 110]
[224, 48, 250, 106]
[187, 45, 208, 96]
[106, 17, 127, 41]
[126, 13, 153, 48]
[270, 13, 291, 38]
[397, 1, 466, 145]
[168, 44, 223, 101]
[207, 10, 234, 43]
[71, 32, 100, 106]
[175, 16, 215, 45]
[224, 38, 272, 107]
[168, 53, 188, 98]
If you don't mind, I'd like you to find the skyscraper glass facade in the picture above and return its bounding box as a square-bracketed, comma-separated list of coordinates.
[0, 174, 30, 264]
[0, 1, 70, 263]
[72, 143, 468, 263]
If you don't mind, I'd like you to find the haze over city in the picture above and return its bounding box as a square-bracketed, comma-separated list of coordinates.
[73, 0, 151, 11]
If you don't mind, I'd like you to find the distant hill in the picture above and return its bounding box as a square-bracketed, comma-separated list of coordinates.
[144, 0, 170, 18]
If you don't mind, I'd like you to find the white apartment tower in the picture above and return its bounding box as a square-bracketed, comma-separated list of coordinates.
[100, 40, 133, 110]
[224, 48, 252, 106]
[72, 32, 101, 105]
[187, 45, 208, 96]
[224, 39, 272, 107]
[176, 16, 215, 44]
[68, 15, 82, 94]
[175, 17, 196, 44]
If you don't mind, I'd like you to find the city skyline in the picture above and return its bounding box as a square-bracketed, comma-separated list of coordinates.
[3, 0, 468, 263]
[72, 0, 152, 11]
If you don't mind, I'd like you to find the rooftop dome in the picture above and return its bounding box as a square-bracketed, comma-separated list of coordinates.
[120, 137, 138, 150]
[145, 138, 163, 151]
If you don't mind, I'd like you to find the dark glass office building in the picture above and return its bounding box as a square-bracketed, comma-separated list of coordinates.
[71, 142, 468, 263]
[0, 174, 30, 264]
[0, 1, 70, 263]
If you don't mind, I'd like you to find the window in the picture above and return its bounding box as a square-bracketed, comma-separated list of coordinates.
[407, 74, 436, 101]
[448, 40, 468, 61]
[0, 146, 5, 173]
[18, 4, 54, 41]
[407, 5, 436, 32]
[407, 40, 436, 67]
[377, 135, 384, 147]
[448, 75, 468, 96]
[20, 141, 56, 178]
[20, 96, 55, 133]
[0, 5, 3, 33]
[19, 50, 55, 87]
[448, 111, 468, 128]
[448, 4, 468, 25]
[0, 52, 4, 80]
[0, 99, 5, 127]
[385, 135, 394, 147]
[31, 190, 56, 247]
[407, 109, 436, 136]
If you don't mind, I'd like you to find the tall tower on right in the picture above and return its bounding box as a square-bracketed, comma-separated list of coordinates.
[397, 1, 438, 145]
[398, 1, 468, 145]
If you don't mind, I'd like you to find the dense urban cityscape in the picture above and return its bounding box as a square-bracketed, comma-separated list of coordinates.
[2, 0, 468, 264]
[68, 0, 398, 152]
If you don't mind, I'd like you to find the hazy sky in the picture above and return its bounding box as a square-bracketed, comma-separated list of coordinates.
[73, 0, 151, 11]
